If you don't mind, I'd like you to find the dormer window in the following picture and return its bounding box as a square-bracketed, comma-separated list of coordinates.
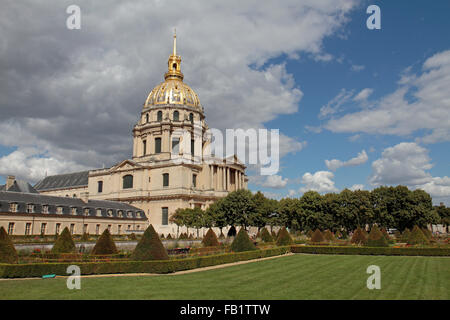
[57, 206, 63, 214]
[96, 209, 102, 217]
[42, 205, 49, 214]
[84, 208, 90, 216]
[27, 204, 34, 213]
[9, 203, 18, 213]
[107, 209, 113, 217]
[127, 211, 132, 218]
[71, 207, 77, 215]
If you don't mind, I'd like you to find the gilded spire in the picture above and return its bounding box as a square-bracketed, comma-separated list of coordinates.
[165, 29, 183, 81]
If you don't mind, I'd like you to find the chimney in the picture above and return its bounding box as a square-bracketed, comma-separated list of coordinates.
[80, 192, 89, 203]
[6, 176, 15, 190]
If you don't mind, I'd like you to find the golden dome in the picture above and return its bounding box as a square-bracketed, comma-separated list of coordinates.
[144, 31, 202, 111]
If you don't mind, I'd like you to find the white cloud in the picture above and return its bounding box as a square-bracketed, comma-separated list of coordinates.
[260, 175, 288, 189]
[349, 184, 364, 191]
[0, 1, 358, 182]
[351, 64, 365, 72]
[319, 88, 354, 119]
[325, 149, 368, 171]
[353, 88, 373, 102]
[325, 50, 450, 143]
[369, 142, 450, 203]
[299, 171, 338, 193]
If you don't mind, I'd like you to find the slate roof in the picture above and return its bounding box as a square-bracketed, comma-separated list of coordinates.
[0, 191, 146, 220]
[34, 171, 90, 191]
[0, 180, 39, 193]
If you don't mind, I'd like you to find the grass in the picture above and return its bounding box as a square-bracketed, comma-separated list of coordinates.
[0, 254, 448, 300]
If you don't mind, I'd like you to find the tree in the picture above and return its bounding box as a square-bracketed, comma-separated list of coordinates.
[0, 226, 18, 263]
[131, 224, 169, 260]
[336, 189, 373, 233]
[231, 227, 257, 252]
[220, 189, 257, 228]
[51, 227, 76, 254]
[366, 225, 389, 247]
[206, 198, 227, 235]
[252, 192, 277, 230]
[278, 197, 302, 230]
[202, 228, 220, 247]
[91, 228, 118, 255]
[299, 191, 330, 231]
[276, 227, 293, 246]
[435, 204, 450, 233]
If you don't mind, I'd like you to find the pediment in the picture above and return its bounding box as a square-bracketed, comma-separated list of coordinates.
[110, 159, 142, 172]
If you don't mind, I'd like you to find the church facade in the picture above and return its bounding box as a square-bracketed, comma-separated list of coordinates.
[35, 33, 248, 235]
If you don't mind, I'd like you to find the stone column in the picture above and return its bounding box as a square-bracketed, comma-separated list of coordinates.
[234, 169, 238, 191]
[210, 165, 214, 190]
[222, 167, 226, 191]
[226, 168, 230, 191]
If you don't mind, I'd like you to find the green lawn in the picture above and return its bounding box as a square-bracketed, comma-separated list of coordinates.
[0, 254, 448, 299]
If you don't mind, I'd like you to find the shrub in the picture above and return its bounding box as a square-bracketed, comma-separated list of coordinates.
[271, 230, 277, 238]
[91, 229, 118, 255]
[227, 226, 237, 237]
[131, 224, 169, 261]
[323, 230, 336, 242]
[401, 228, 411, 242]
[276, 227, 293, 246]
[366, 225, 389, 247]
[260, 227, 273, 243]
[380, 227, 390, 240]
[231, 228, 257, 252]
[421, 228, 432, 240]
[0, 226, 18, 264]
[310, 229, 325, 243]
[51, 227, 76, 254]
[351, 227, 368, 245]
[202, 228, 220, 247]
[407, 226, 429, 245]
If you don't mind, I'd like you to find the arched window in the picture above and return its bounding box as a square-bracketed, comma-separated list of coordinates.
[173, 110, 179, 121]
[189, 113, 194, 123]
[157, 111, 163, 122]
[123, 175, 133, 189]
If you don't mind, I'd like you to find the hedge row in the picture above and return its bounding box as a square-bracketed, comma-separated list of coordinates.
[290, 245, 450, 256]
[0, 247, 290, 278]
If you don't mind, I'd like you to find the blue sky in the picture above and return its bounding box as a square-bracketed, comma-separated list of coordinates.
[0, 0, 449, 204]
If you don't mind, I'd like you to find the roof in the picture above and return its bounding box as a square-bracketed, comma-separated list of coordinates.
[0, 180, 39, 194]
[0, 191, 146, 219]
[34, 171, 89, 191]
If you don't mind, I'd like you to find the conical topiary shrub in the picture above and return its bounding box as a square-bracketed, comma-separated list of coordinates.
[0, 226, 18, 264]
[310, 229, 325, 243]
[91, 228, 118, 255]
[351, 226, 368, 245]
[366, 225, 389, 247]
[271, 230, 277, 238]
[260, 227, 273, 242]
[231, 228, 257, 252]
[323, 230, 336, 242]
[401, 228, 411, 242]
[380, 227, 390, 241]
[131, 224, 169, 260]
[306, 229, 314, 238]
[421, 227, 432, 240]
[276, 227, 293, 246]
[407, 225, 429, 245]
[202, 228, 220, 247]
[51, 227, 76, 254]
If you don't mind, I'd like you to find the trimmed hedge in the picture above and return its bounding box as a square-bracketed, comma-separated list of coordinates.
[231, 228, 257, 252]
[91, 229, 118, 255]
[0, 247, 290, 278]
[276, 227, 293, 246]
[202, 228, 220, 247]
[51, 227, 76, 254]
[131, 224, 169, 261]
[311, 229, 325, 243]
[290, 245, 450, 256]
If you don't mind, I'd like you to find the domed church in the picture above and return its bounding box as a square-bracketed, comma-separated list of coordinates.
[35, 32, 248, 235]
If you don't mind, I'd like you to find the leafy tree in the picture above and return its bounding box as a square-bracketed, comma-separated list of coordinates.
[0, 226, 18, 263]
[202, 228, 220, 247]
[51, 227, 76, 254]
[220, 189, 257, 228]
[91, 228, 118, 255]
[231, 228, 257, 252]
[300, 191, 330, 231]
[131, 224, 169, 260]
[252, 191, 277, 229]
[435, 204, 450, 233]
[278, 197, 302, 230]
[276, 227, 293, 246]
[206, 198, 227, 235]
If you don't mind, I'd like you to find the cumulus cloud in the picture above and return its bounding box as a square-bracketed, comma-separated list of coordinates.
[325, 50, 450, 143]
[325, 149, 368, 171]
[369, 142, 450, 203]
[0, 0, 357, 182]
[299, 171, 338, 193]
[260, 175, 289, 189]
[349, 184, 364, 191]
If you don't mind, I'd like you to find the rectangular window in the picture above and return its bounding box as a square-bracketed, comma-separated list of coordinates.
[98, 181, 103, 193]
[172, 138, 180, 154]
[143, 140, 147, 156]
[71, 207, 77, 215]
[83, 224, 88, 234]
[118, 225, 122, 235]
[40, 223, 47, 235]
[43, 205, 49, 214]
[7, 222, 14, 235]
[70, 224, 75, 234]
[27, 204, 34, 213]
[163, 173, 169, 187]
[162, 207, 168, 225]
[9, 203, 17, 213]
[191, 139, 195, 155]
[25, 223, 31, 235]
[57, 206, 63, 214]
[96, 224, 100, 235]
[128, 225, 131, 231]
[193, 174, 197, 188]
[155, 137, 162, 154]
[55, 223, 61, 235]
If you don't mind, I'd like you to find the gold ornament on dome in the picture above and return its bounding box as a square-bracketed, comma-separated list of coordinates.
[144, 30, 202, 110]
